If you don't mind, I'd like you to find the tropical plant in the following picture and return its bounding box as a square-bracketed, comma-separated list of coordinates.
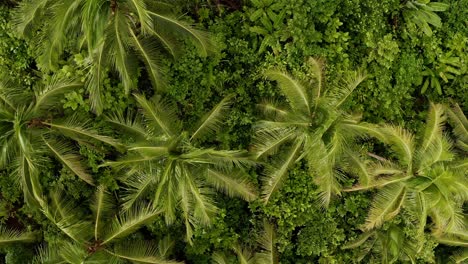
[343, 224, 421, 264]
[0, 226, 37, 246]
[345, 103, 468, 242]
[212, 221, 277, 264]
[102, 94, 257, 243]
[421, 52, 462, 95]
[12, 0, 215, 114]
[445, 102, 468, 152]
[0, 74, 121, 206]
[252, 57, 366, 206]
[401, 0, 449, 36]
[33, 186, 179, 263]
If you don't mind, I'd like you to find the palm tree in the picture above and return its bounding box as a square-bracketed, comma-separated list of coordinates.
[212, 221, 277, 264]
[0, 226, 38, 246]
[102, 94, 257, 243]
[252, 57, 366, 206]
[13, 0, 215, 114]
[0, 74, 121, 206]
[33, 186, 179, 263]
[345, 103, 468, 242]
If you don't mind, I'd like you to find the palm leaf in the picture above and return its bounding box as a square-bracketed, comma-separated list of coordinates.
[261, 140, 302, 204]
[364, 183, 406, 230]
[106, 110, 147, 140]
[380, 125, 415, 169]
[91, 185, 115, 241]
[0, 226, 37, 244]
[34, 75, 82, 113]
[121, 171, 157, 211]
[110, 240, 181, 264]
[252, 128, 295, 159]
[11, 0, 50, 37]
[342, 231, 375, 249]
[419, 102, 446, 152]
[42, 135, 94, 185]
[445, 103, 468, 145]
[134, 94, 179, 137]
[255, 221, 277, 264]
[86, 41, 108, 115]
[206, 169, 257, 202]
[190, 96, 232, 141]
[264, 69, 310, 114]
[101, 203, 161, 245]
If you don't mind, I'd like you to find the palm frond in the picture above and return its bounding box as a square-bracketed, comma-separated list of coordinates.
[233, 244, 255, 264]
[130, 30, 166, 91]
[0, 226, 37, 244]
[133, 94, 179, 137]
[106, 9, 138, 94]
[110, 240, 182, 264]
[32, 243, 65, 264]
[264, 69, 310, 114]
[42, 135, 94, 185]
[149, 11, 215, 56]
[57, 240, 89, 264]
[186, 176, 217, 227]
[306, 57, 325, 101]
[257, 100, 290, 120]
[261, 140, 302, 204]
[252, 128, 295, 159]
[11, 0, 50, 37]
[34, 75, 82, 113]
[46, 115, 123, 150]
[92, 185, 116, 241]
[344, 150, 372, 186]
[342, 231, 375, 249]
[327, 70, 366, 107]
[380, 125, 415, 169]
[121, 171, 157, 211]
[450, 248, 468, 264]
[101, 203, 161, 245]
[86, 42, 108, 115]
[445, 103, 468, 147]
[364, 183, 406, 230]
[106, 110, 147, 140]
[206, 169, 257, 202]
[190, 96, 232, 141]
[419, 102, 446, 152]
[128, 0, 153, 34]
[255, 221, 277, 264]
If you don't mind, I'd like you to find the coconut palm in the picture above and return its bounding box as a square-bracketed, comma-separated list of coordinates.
[13, 0, 215, 114]
[33, 186, 179, 263]
[212, 221, 277, 264]
[102, 94, 257, 243]
[0, 74, 121, 206]
[252, 57, 366, 206]
[345, 103, 468, 240]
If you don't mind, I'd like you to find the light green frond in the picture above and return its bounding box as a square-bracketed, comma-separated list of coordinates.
[344, 150, 372, 186]
[92, 185, 116, 241]
[264, 69, 310, 114]
[380, 125, 415, 169]
[445, 103, 468, 147]
[306, 57, 325, 101]
[206, 169, 257, 202]
[186, 176, 217, 227]
[110, 240, 182, 264]
[106, 9, 138, 94]
[32, 244, 65, 264]
[450, 248, 468, 264]
[130, 30, 166, 91]
[86, 43, 108, 115]
[133, 94, 180, 137]
[342, 231, 375, 249]
[45, 116, 123, 150]
[149, 11, 215, 56]
[419, 102, 446, 152]
[128, 0, 153, 34]
[42, 135, 94, 185]
[58, 240, 89, 264]
[257, 100, 290, 120]
[11, 0, 50, 37]
[252, 128, 295, 159]
[434, 233, 468, 247]
[121, 171, 157, 211]
[255, 221, 277, 264]
[364, 183, 406, 230]
[106, 110, 147, 140]
[34, 75, 82, 113]
[0, 226, 37, 245]
[101, 203, 161, 245]
[327, 70, 366, 107]
[190, 96, 232, 141]
[233, 244, 255, 264]
[261, 140, 302, 204]
[212, 252, 229, 264]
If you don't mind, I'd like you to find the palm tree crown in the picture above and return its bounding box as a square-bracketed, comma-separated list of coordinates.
[0, 74, 121, 206]
[346, 103, 468, 246]
[13, 0, 215, 114]
[103, 94, 257, 243]
[252, 57, 366, 206]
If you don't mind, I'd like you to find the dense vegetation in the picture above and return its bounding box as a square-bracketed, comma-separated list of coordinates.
[0, 0, 466, 263]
